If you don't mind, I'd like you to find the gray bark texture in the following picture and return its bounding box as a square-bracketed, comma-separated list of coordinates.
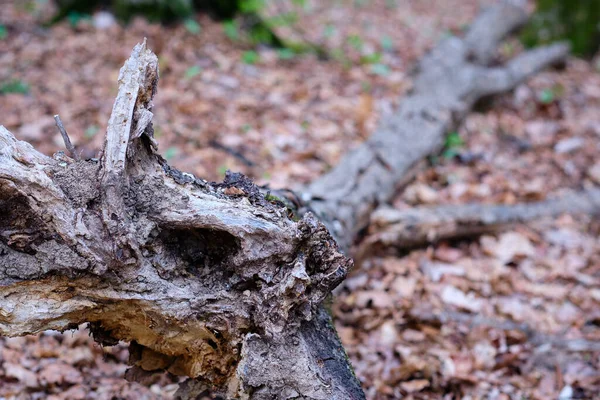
[357, 189, 600, 257]
[0, 2, 569, 399]
[304, 3, 568, 252]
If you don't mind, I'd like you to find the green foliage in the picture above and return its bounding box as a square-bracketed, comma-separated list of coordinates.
[242, 50, 259, 64]
[370, 63, 390, 76]
[360, 52, 382, 64]
[84, 124, 99, 138]
[223, 20, 239, 40]
[163, 146, 178, 161]
[184, 18, 201, 34]
[538, 87, 555, 104]
[380, 35, 393, 52]
[522, 0, 600, 57]
[66, 10, 91, 27]
[0, 79, 30, 95]
[184, 65, 202, 79]
[0, 25, 7, 40]
[442, 131, 464, 159]
[277, 48, 295, 60]
[53, 0, 321, 56]
[347, 34, 364, 51]
[112, 0, 194, 22]
[264, 193, 282, 202]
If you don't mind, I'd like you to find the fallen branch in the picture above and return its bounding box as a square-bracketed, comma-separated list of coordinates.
[408, 308, 600, 353]
[302, 4, 569, 252]
[357, 188, 600, 256]
[0, 1, 570, 399]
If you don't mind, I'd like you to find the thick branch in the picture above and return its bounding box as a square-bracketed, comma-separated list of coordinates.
[357, 189, 600, 256]
[303, 1, 569, 251]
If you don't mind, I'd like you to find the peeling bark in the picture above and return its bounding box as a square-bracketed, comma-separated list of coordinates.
[0, 1, 571, 399]
[0, 41, 355, 399]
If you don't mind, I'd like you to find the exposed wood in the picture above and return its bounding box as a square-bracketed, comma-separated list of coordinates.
[0, 42, 356, 399]
[0, 2, 571, 399]
[357, 188, 600, 256]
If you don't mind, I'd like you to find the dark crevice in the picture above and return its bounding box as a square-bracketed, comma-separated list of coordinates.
[158, 227, 241, 274]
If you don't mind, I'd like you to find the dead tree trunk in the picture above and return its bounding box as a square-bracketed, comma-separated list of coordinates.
[0, 2, 568, 399]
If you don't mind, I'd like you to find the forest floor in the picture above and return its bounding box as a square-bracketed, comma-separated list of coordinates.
[1, 0, 600, 399]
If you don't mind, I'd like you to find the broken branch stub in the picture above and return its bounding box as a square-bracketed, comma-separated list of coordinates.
[0, 41, 358, 398]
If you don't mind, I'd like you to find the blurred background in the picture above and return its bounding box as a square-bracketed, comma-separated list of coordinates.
[1, 0, 600, 399]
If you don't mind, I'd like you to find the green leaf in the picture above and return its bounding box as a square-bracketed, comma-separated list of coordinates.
[347, 34, 363, 50]
[538, 88, 555, 104]
[381, 35, 393, 51]
[185, 65, 202, 79]
[164, 147, 178, 161]
[360, 52, 382, 64]
[0, 79, 29, 95]
[370, 63, 390, 76]
[0, 25, 7, 40]
[218, 165, 228, 177]
[242, 50, 259, 64]
[239, 0, 264, 13]
[277, 48, 295, 60]
[444, 131, 464, 148]
[442, 148, 459, 159]
[323, 24, 336, 38]
[84, 125, 99, 138]
[67, 11, 90, 27]
[184, 18, 201, 35]
[223, 20, 238, 40]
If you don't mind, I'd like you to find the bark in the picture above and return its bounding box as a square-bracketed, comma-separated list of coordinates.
[357, 188, 600, 255]
[303, 3, 568, 252]
[0, 41, 356, 399]
[0, 1, 569, 399]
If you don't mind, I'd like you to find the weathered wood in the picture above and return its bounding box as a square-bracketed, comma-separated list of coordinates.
[0, 2, 571, 399]
[357, 188, 600, 257]
[303, 2, 569, 252]
[0, 42, 355, 399]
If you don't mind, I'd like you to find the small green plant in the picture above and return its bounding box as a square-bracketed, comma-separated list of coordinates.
[323, 24, 336, 38]
[0, 25, 7, 40]
[537, 84, 564, 104]
[347, 34, 364, 51]
[84, 125, 99, 138]
[184, 18, 201, 34]
[538, 88, 555, 104]
[242, 50, 260, 64]
[380, 35, 393, 51]
[184, 65, 202, 79]
[277, 48, 295, 60]
[163, 147, 178, 161]
[0, 79, 29, 95]
[223, 20, 239, 40]
[218, 165, 229, 177]
[360, 52, 382, 65]
[66, 10, 91, 27]
[442, 131, 464, 159]
[264, 193, 283, 202]
[370, 63, 390, 76]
